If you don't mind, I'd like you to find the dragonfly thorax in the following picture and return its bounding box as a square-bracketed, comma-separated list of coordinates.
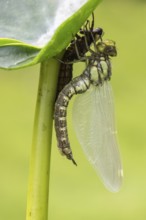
[90, 65, 99, 84]
[89, 57, 110, 86]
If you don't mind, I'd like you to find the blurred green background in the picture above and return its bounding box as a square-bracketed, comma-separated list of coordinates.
[0, 0, 146, 219]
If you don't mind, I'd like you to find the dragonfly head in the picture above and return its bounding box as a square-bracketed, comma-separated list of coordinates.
[92, 28, 104, 41]
[96, 39, 117, 57]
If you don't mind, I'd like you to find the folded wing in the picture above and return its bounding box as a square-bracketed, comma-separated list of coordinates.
[72, 81, 123, 192]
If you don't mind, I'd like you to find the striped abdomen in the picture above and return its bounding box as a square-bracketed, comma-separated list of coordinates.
[54, 70, 90, 165]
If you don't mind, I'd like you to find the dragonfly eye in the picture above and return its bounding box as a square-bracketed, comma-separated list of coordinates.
[96, 40, 117, 56]
[104, 46, 117, 56]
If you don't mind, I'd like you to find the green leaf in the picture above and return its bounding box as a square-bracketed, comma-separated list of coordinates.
[0, 43, 40, 69]
[0, 0, 102, 69]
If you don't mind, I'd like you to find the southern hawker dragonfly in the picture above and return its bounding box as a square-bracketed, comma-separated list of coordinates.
[54, 37, 123, 192]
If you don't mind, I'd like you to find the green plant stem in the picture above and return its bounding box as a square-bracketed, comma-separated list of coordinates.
[26, 58, 59, 220]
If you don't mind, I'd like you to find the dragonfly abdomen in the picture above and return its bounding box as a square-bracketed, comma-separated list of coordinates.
[54, 71, 91, 165]
[56, 61, 73, 99]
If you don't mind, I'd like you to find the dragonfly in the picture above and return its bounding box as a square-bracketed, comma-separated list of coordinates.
[56, 13, 103, 99]
[54, 38, 123, 192]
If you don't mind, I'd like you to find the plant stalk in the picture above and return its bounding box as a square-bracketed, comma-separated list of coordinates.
[26, 58, 59, 220]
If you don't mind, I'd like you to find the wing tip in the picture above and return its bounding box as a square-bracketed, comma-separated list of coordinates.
[105, 169, 124, 193]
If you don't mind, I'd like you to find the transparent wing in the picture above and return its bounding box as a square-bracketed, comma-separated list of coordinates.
[72, 81, 123, 192]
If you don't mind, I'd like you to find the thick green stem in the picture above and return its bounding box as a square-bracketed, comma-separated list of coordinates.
[26, 59, 59, 220]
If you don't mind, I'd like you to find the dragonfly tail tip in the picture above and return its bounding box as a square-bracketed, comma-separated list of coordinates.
[72, 158, 77, 166]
